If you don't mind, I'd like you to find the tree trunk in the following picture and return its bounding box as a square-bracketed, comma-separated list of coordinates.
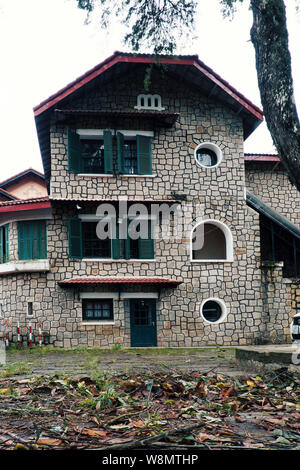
[250, 0, 300, 191]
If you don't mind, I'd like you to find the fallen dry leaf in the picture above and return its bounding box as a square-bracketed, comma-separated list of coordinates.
[37, 438, 62, 446]
[81, 428, 107, 437]
[220, 386, 234, 397]
[263, 417, 286, 426]
[243, 439, 265, 448]
[130, 420, 145, 428]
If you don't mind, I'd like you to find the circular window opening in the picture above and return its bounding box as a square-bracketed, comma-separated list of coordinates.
[196, 148, 218, 167]
[195, 142, 222, 168]
[200, 298, 227, 324]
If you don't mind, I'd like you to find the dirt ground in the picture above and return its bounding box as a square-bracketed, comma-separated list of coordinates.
[1, 347, 300, 452]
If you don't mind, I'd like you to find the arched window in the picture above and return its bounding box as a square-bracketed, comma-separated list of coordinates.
[191, 220, 233, 262]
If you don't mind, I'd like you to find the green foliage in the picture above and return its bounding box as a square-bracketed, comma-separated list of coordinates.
[219, 0, 245, 19]
[76, 0, 197, 54]
[0, 361, 33, 378]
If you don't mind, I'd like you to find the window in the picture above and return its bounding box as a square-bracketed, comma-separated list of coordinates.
[68, 129, 152, 175]
[0, 224, 9, 264]
[200, 298, 227, 324]
[82, 299, 113, 322]
[195, 142, 223, 168]
[82, 222, 111, 258]
[18, 220, 47, 260]
[191, 220, 233, 261]
[69, 217, 154, 260]
[81, 139, 105, 173]
[135, 94, 164, 110]
[27, 302, 33, 317]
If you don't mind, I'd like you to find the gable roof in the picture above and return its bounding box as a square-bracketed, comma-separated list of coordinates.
[34, 52, 263, 187]
[34, 51, 263, 124]
[0, 168, 45, 189]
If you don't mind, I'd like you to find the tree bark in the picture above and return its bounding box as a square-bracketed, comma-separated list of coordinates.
[250, 0, 300, 191]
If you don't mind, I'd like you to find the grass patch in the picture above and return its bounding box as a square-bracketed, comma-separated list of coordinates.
[0, 361, 33, 378]
[6, 346, 235, 365]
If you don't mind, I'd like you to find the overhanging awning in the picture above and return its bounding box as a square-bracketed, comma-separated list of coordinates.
[54, 109, 179, 127]
[58, 277, 182, 288]
[246, 191, 300, 240]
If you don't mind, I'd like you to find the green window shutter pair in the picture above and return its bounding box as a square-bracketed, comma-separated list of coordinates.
[68, 217, 154, 259]
[0, 225, 8, 263]
[117, 132, 152, 175]
[69, 217, 117, 259]
[18, 221, 47, 260]
[67, 129, 113, 174]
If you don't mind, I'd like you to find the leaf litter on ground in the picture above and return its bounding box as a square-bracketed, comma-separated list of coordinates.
[0, 367, 299, 450]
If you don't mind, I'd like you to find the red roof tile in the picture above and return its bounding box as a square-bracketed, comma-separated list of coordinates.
[0, 196, 50, 213]
[59, 277, 182, 287]
[0, 196, 49, 207]
[245, 153, 280, 162]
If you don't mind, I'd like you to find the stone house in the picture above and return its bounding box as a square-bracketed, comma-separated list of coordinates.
[0, 51, 299, 348]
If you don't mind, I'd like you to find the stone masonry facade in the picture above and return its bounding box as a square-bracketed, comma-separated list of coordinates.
[0, 57, 297, 348]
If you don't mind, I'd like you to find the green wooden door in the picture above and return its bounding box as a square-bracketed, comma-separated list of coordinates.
[130, 299, 157, 347]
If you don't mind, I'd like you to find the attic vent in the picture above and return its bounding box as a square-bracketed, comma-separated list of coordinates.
[135, 94, 164, 111]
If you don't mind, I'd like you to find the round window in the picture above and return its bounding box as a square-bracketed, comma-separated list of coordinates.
[200, 298, 227, 324]
[194, 142, 222, 169]
[196, 148, 218, 167]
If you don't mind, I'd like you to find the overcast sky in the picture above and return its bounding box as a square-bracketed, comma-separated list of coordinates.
[0, 0, 299, 182]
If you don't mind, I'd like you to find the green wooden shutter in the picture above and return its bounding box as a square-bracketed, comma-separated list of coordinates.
[117, 131, 125, 174]
[5, 224, 9, 262]
[137, 135, 152, 175]
[18, 221, 31, 260]
[18, 222, 26, 260]
[103, 130, 113, 174]
[111, 220, 120, 259]
[68, 217, 82, 258]
[39, 221, 47, 259]
[138, 220, 154, 259]
[138, 238, 154, 259]
[67, 129, 82, 173]
[125, 218, 130, 260]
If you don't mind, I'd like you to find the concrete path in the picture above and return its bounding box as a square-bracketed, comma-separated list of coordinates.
[236, 343, 300, 372]
[2, 347, 255, 379]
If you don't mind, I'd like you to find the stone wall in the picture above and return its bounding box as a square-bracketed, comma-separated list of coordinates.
[0, 65, 295, 348]
[259, 262, 293, 344]
[291, 282, 300, 318]
[245, 161, 300, 228]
